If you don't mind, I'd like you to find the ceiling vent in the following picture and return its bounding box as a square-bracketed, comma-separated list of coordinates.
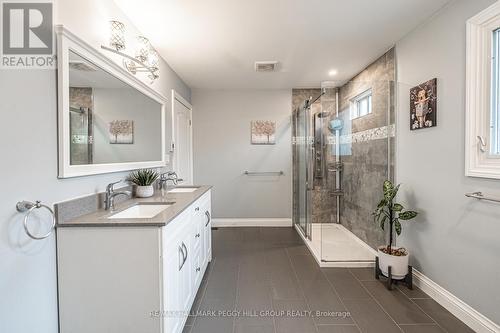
[255, 61, 279, 72]
[69, 61, 97, 72]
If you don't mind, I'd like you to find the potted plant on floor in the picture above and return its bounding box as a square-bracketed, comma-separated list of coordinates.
[372, 180, 418, 282]
[129, 169, 159, 198]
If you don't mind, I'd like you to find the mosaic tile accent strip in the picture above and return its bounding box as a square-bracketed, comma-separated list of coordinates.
[327, 124, 395, 145]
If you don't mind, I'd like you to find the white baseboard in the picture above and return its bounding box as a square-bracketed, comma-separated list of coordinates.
[412, 269, 499, 333]
[211, 218, 292, 227]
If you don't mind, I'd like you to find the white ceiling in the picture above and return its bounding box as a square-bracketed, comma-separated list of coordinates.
[114, 0, 451, 90]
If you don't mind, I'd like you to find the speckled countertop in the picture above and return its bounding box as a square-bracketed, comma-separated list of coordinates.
[57, 185, 211, 227]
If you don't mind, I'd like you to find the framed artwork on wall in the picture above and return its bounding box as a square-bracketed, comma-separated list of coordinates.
[410, 78, 437, 130]
[251, 120, 276, 144]
[109, 120, 134, 144]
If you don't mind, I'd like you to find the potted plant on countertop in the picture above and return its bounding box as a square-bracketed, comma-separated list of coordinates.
[129, 169, 159, 198]
[372, 180, 418, 287]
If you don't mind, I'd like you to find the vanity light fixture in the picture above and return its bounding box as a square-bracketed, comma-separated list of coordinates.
[109, 20, 126, 51]
[147, 49, 160, 80]
[102, 21, 160, 83]
[135, 36, 150, 62]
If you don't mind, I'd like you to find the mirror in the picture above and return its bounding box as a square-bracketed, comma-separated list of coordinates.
[57, 27, 167, 178]
[68, 51, 162, 165]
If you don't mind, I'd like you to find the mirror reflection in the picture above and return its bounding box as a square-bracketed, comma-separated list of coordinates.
[68, 50, 162, 165]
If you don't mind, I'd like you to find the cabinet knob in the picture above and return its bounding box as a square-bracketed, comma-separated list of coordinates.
[195, 207, 200, 211]
[195, 233, 200, 238]
[196, 267, 201, 272]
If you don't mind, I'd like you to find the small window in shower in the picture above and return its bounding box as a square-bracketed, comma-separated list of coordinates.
[350, 89, 372, 119]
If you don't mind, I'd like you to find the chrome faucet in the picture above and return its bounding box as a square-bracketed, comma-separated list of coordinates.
[105, 180, 131, 211]
[158, 172, 184, 189]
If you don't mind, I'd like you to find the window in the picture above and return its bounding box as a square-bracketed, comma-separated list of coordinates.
[491, 28, 500, 155]
[465, 2, 500, 179]
[350, 89, 372, 120]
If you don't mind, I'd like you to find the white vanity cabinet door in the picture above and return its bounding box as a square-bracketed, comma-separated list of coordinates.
[162, 210, 194, 333]
[162, 239, 182, 333]
[178, 225, 194, 315]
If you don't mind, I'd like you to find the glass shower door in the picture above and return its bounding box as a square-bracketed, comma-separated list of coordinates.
[294, 104, 312, 239]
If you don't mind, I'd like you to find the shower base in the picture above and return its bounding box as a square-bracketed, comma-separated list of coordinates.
[295, 223, 376, 268]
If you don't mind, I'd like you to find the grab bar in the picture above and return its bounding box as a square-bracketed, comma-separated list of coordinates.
[16, 200, 56, 240]
[244, 171, 284, 176]
[465, 191, 500, 203]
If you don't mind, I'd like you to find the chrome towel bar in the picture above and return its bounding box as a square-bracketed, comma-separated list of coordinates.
[244, 171, 284, 176]
[16, 200, 56, 240]
[465, 191, 500, 203]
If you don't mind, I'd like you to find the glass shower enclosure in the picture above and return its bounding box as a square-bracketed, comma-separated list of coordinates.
[292, 48, 396, 264]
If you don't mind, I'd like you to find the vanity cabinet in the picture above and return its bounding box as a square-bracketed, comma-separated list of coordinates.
[57, 190, 212, 333]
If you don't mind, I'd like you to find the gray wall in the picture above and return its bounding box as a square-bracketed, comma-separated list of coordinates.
[0, 1, 190, 332]
[396, 0, 500, 325]
[93, 88, 162, 164]
[192, 89, 292, 218]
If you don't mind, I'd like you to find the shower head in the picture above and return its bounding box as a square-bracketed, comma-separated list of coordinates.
[329, 119, 344, 131]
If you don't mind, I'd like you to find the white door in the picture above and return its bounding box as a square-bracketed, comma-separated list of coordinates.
[172, 91, 193, 185]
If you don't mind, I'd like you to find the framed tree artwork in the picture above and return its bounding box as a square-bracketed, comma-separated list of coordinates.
[109, 120, 134, 144]
[251, 120, 276, 145]
[410, 78, 437, 130]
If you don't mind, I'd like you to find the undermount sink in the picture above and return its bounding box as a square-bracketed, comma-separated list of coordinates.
[108, 202, 175, 219]
[168, 187, 199, 193]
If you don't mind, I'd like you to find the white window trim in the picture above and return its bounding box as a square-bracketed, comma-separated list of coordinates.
[350, 89, 372, 120]
[465, 2, 500, 179]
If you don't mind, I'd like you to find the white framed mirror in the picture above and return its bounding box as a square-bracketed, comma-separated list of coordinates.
[55, 26, 167, 178]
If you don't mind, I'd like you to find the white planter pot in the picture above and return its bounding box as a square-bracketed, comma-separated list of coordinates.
[135, 185, 154, 198]
[377, 246, 409, 280]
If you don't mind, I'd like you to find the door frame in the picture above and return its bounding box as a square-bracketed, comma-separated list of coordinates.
[171, 89, 194, 185]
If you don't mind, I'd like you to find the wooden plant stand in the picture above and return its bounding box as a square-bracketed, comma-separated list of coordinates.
[375, 256, 413, 290]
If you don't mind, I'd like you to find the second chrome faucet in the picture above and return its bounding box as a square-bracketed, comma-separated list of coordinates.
[158, 171, 183, 190]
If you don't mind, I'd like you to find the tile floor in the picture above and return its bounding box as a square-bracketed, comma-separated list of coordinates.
[184, 227, 474, 333]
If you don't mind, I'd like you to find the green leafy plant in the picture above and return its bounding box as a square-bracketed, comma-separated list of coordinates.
[373, 180, 418, 255]
[128, 169, 159, 186]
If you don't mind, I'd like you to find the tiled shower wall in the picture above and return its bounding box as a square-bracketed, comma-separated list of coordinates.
[292, 48, 395, 249]
[338, 48, 395, 248]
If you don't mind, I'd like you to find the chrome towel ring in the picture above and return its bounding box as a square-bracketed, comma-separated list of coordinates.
[16, 200, 56, 240]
